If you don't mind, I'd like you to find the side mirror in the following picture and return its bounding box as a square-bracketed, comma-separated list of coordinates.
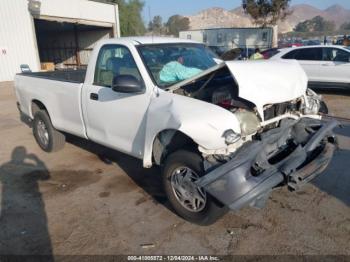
[20, 64, 31, 73]
[112, 75, 143, 93]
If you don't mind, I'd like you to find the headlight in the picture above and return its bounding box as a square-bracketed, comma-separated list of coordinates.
[234, 110, 260, 136]
[304, 89, 321, 114]
[223, 130, 241, 145]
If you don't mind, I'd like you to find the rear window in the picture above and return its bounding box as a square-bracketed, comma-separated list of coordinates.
[263, 49, 280, 59]
[282, 48, 322, 61]
[282, 50, 298, 59]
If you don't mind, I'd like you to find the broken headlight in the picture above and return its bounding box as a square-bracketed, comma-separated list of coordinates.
[304, 89, 321, 115]
[223, 130, 241, 145]
[234, 110, 260, 136]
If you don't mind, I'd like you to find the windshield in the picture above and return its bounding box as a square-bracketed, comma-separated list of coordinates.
[137, 43, 218, 88]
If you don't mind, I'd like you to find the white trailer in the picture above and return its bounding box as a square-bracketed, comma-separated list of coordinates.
[180, 27, 274, 50]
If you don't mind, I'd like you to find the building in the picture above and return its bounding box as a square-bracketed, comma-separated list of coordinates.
[0, 0, 120, 82]
[179, 27, 274, 50]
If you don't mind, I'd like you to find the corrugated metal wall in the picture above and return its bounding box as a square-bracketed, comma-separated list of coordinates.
[0, 0, 40, 82]
[0, 0, 119, 82]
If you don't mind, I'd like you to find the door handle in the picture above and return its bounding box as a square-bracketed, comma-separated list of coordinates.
[90, 93, 99, 101]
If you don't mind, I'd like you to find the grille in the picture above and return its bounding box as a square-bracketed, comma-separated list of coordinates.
[264, 100, 301, 121]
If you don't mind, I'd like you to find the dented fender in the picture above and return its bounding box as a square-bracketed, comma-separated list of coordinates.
[142, 90, 241, 167]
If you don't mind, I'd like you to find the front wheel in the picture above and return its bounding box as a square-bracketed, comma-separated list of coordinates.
[162, 150, 227, 225]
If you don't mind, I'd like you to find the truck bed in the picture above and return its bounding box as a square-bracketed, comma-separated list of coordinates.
[15, 69, 87, 138]
[19, 69, 86, 83]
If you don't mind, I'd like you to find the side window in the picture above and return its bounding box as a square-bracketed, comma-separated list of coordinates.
[282, 50, 298, 59]
[203, 33, 207, 43]
[294, 48, 322, 61]
[217, 33, 223, 44]
[262, 32, 268, 42]
[323, 48, 350, 62]
[94, 45, 142, 87]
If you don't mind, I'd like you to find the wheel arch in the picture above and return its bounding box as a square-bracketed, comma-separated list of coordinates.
[151, 129, 201, 166]
[31, 99, 48, 118]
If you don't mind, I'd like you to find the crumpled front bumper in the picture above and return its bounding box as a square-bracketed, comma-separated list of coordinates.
[196, 118, 338, 210]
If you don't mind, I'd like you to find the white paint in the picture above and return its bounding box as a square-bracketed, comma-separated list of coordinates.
[225, 60, 308, 118]
[271, 45, 350, 85]
[15, 37, 314, 168]
[0, 0, 40, 82]
[38, 0, 117, 26]
[15, 75, 86, 138]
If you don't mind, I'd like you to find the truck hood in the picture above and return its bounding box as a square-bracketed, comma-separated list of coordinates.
[168, 60, 308, 117]
[225, 60, 308, 116]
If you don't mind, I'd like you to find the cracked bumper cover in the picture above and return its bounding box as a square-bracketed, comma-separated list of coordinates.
[196, 118, 338, 210]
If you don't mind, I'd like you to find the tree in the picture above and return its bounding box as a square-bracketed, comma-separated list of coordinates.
[340, 22, 350, 30]
[124, 0, 146, 36]
[148, 15, 164, 35]
[244, 0, 292, 27]
[294, 16, 335, 32]
[92, 0, 145, 36]
[294, 21, 309, 32]
[165, 15, 190, 36]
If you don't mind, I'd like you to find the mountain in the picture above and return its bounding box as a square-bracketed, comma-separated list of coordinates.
[186, 4, 350, 33]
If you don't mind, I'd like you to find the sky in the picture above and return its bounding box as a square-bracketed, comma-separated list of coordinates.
[142, 0, 350, 23]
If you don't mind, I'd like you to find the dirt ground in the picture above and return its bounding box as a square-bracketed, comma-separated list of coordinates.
[0, 81, 349, 256]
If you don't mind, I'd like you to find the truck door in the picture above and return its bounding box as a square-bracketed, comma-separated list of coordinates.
[82, 44, 151, 159]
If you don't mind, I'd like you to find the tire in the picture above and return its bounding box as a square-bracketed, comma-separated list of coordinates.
[33, 110, 65, 152]
[162, 150, 227, 225]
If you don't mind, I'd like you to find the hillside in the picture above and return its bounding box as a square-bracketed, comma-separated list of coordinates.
[186, 4, 350, 33]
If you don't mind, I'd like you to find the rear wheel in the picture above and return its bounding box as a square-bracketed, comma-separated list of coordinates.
[162, 150, 227, 225]
[33, 110, 65, 152]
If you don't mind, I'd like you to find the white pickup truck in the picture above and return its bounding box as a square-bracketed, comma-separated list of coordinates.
[15, 37, 338, 225]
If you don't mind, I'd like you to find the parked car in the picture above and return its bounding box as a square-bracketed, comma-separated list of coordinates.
[260, 48, 280, 59]
[208, 46, 231, 57]
[306, 39, 321, 46]
[15, 37, 337, 225]
[238, 48, 255, 60]
[279, 40, 304, 48]
[271, 45, 350, 89]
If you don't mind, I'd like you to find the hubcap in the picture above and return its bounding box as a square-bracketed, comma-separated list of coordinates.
[37, 120, 49, 146]
[170, 167, 207, 212]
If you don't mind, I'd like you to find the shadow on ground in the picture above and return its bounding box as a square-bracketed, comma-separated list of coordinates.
[65, 135, 169, 209]
[0, 147, 53, 258]
[312, 125, 350, 207]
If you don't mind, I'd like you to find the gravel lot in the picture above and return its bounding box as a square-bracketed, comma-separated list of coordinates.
[0, 81, 349, 256]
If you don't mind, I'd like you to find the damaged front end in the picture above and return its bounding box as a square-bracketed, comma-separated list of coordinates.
[159, 59, 338, 211]
[196, 118, 338, 210]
